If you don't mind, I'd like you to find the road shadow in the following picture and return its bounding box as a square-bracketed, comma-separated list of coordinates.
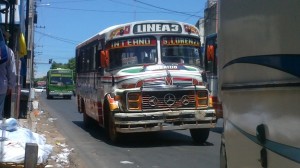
[211, 118, 224, 134]
[72, 120, 215, 148]
[211, 127, 224, 134]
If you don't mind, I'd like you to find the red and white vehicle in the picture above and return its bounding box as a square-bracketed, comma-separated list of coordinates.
[75, 20, 216, 143]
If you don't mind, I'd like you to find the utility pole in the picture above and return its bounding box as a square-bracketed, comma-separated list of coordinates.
[25, 0, 36, 111]
[8, 0, 17, 119]
[25, 0, 35, 88]
[8, 0, 16, 49]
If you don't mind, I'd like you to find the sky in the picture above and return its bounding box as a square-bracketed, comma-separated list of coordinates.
[34, 0, 207, 78]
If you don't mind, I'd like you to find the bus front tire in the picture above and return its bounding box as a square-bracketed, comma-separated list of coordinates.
[190, 128, 210, 144]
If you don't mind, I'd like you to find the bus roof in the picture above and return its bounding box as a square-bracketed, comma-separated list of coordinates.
[76, 20, 200, 49]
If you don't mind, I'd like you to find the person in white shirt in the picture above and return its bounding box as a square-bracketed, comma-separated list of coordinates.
[0, 31, 16, 120]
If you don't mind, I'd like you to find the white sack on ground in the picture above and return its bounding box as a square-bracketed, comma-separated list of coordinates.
[32, 100, 39, 109]
[0, 118, 53, 164]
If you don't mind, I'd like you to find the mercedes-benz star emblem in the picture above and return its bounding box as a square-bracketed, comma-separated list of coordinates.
[164, 93, 176, 106]
[181, 95, 190, 106]
[148, 96, 158, 107]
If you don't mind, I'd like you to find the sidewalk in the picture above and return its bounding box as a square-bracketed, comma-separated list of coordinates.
[23, 97, 73, 167]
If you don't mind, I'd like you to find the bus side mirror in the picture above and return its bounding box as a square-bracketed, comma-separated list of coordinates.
[206, 45, 215, 62]
[100, 50, 109, 68]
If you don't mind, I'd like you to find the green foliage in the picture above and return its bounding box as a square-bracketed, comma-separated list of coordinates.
[50, 57, 75, 72]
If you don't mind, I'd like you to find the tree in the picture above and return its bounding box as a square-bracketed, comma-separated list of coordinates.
[67, 58, 75, 72]
[50, 61, 67, 69]
[49, 57, 75, 72]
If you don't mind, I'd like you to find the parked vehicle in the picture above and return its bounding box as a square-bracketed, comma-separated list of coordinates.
[34, 86, 45, 93]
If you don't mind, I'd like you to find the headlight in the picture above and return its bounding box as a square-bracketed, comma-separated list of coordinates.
[195, 90, 208, 108]
[127, 92, 142, 110]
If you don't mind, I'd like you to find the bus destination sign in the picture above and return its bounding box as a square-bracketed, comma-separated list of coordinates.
[161, 36, 200, 47]
[109, 37, 156, 49]
[133, 23, 182, 34]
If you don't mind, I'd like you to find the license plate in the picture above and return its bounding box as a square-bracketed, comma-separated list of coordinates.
[195, 111, 206, 120]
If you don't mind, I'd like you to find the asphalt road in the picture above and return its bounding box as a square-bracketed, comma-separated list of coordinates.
[39, 92, 223, 168]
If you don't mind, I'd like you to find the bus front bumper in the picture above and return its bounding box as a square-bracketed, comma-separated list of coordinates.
[48, 91, 73, 97]
[114, 109, 216, 133]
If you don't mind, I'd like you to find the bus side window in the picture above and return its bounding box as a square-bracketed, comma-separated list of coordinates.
[97, 40, 104, 68]
[98, 51, 105, 76]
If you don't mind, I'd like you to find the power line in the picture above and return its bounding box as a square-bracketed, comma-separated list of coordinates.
[107, 0, 201, 14]
[43, 0, 96, 4]
[183, 10, 203, 22]
[38, 6, 183, 14]
[35, 30, 79, 44]
[107, 0, 165, 13]
[135, 0, 202, 18]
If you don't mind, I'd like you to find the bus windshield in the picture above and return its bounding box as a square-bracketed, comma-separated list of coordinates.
[108, 36, 157, 70]
[161, 36, 201, 66]
[50, 77, 73, 85]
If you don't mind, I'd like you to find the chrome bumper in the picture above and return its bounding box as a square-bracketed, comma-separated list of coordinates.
[49, 92, 73, 96]
[114, 109, 216, 133]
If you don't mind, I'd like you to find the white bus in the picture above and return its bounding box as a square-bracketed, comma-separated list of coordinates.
[218, 0, 300, 167]
[75, 20, 216, 143]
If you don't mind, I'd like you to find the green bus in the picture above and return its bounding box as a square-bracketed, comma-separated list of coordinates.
[46, 68, 75, 99]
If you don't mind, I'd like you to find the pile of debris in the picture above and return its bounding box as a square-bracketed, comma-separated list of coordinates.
[0, 118, 53, 167]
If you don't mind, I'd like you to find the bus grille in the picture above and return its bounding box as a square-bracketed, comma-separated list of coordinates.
[141, 90, 196, 110]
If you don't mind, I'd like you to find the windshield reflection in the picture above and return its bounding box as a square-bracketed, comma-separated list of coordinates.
[108, 36, 158, 70]
[161, 36, 201, 66]
[50, 77, 73, 85]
